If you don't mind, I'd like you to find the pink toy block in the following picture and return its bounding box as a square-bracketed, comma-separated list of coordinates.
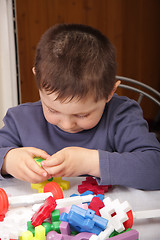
[31, 196, 57, 227]
[106, 229, 139, 240]
[47, 230, 95, 240]
[88, 197, 105, 216]
[60, 222, 71, 235]
[59, 203, 88, 214]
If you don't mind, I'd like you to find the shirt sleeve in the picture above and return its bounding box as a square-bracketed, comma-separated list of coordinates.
[0, 109, 21, 179]
[97, 100, 160, 190]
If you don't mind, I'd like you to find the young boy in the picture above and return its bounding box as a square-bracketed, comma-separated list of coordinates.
[0, 24, 160, 189]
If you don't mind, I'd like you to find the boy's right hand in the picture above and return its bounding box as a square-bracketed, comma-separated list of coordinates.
[1, 147, 50, 183]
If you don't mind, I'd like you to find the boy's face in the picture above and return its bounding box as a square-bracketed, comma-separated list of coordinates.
[39, 90, 107, 133]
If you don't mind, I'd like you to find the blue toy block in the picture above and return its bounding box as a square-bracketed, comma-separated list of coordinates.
[96, 194, 104, 202]
[70, 194, 79, 197]
[80, 191, 93, 196]
[71, 205, 108, 230]
[59, 205, 108, 235]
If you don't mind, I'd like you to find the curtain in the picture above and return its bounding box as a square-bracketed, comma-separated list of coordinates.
[0, 0, 18, 128]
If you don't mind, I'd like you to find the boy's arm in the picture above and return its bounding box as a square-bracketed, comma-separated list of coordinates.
[97, 100, 160, 190]
[0, 109, 50, 182]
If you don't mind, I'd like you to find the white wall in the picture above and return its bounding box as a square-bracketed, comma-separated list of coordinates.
[0, 0, 18, 128]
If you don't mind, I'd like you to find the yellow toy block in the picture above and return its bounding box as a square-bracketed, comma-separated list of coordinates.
[21, 230, 33, 240]
[53, 177, 70, 190]
[31, 158, 70, 192]
[21, 225, 45, 240]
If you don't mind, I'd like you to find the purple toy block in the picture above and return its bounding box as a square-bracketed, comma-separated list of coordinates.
[47, 230, 95, 240]
[60, 221, 71, 235]
[107, 229, 139, 240]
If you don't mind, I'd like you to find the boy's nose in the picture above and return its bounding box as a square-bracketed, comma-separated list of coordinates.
[60, 116, 76, 131]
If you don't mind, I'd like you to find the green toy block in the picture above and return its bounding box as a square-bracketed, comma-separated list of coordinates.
[42, 222, 52, 235]
[51, 221, 61, 233]
[52, 209, 60, 222]
[27, 221, 35, 235]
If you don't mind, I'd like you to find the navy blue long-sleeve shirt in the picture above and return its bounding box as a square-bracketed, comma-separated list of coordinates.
[0, 94, 160, 189]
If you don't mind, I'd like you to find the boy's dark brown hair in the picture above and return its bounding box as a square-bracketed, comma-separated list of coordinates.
[35, 23, 117, 102]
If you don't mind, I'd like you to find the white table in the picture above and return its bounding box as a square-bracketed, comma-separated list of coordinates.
[0, 177, 160, 239]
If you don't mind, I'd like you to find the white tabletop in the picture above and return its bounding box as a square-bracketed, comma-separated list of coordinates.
[0, 177, 160, 239]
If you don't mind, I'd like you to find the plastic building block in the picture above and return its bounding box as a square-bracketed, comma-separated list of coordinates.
[106, 229, 139, 240]
[60, 221, 71, 235]
[52, 209, 60, 221]
[88, 196, 105, 216]
[53, 177, 70, 190]
[22, 225, 45, 240]
[47, 230, 95, 240]
[0, 188, 9, 221]
[44, 182, 64, 199]
[99, 197, 133, 233]
[133, 208, 160, 219]
[32, 194, 94, 212]
[58, 203, 88, 215]
[31, 196, 57, 227]
[59, 205, 108, 235]
[34, 157, 53, 182]
[78, 177, 112, 195]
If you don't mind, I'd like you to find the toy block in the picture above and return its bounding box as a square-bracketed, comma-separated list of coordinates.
[42, 222, 52, 235]
[31, 196, 57, 227]
[60, 221, 71, 235]
[52, 209, 60, 221]
[0, 188, 9, 221]
[99, 197, 133, 233]
[21, 231, 33, 240]
[43, 182, 64, 199]
[32, 194, 93, 213]
[106, 229, 139, 239]
[22, 225, 45, 240]
[46, 230, 94, 240]
[34, 225, 45, 240]
[78, 177, 112, 195]
[59, 205, 108, 235]
[53, 177, 70, 190]
[88, 196, 105, 216]
[59, 203, 88, 215]
[51, 221, 61, 233]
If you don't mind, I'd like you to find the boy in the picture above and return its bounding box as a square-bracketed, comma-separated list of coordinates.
[0, 24, 160, 189]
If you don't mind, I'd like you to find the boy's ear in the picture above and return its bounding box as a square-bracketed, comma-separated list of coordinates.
[32, 67, 36, 75]
[106, 80, 121, 102]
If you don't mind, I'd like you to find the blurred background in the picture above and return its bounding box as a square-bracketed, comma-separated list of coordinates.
[0, 0, 160, 136]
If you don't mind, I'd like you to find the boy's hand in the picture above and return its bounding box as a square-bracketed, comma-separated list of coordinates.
[41, 147, 100, 178]
[2, 147, 51, 183]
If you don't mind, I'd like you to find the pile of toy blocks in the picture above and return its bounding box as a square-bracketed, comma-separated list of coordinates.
[21, 177, 139, 240]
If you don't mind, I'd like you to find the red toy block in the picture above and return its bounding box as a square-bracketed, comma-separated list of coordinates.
[44, 182, 64, 199]
[78, 177, 112, 195]
[0, 188, 9, 221]
[88, 196, 105, 216]
[31, 196, 57, 227]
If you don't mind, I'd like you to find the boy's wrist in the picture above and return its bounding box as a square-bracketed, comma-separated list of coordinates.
[87, 149, 100, 177]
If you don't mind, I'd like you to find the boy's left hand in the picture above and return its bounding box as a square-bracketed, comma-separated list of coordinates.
[41, 147, 100, 178]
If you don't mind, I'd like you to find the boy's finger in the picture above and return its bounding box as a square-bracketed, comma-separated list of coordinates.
[27, 147, 50, 159]
[27, 157, 48, 177]
[41, 155, 64, 167]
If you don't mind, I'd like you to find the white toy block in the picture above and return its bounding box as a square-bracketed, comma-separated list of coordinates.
[98, 223, 114, 239]
[134, 209, 160, 219]
[89, 235, 98, 240]
[100, 197, 132, 233]
[32, 194, 94, 211]
[9, 192, 52, 208]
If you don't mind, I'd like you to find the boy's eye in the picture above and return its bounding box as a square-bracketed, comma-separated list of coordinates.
[48, 108, 58, 113]
[75, 113, 90, 118]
